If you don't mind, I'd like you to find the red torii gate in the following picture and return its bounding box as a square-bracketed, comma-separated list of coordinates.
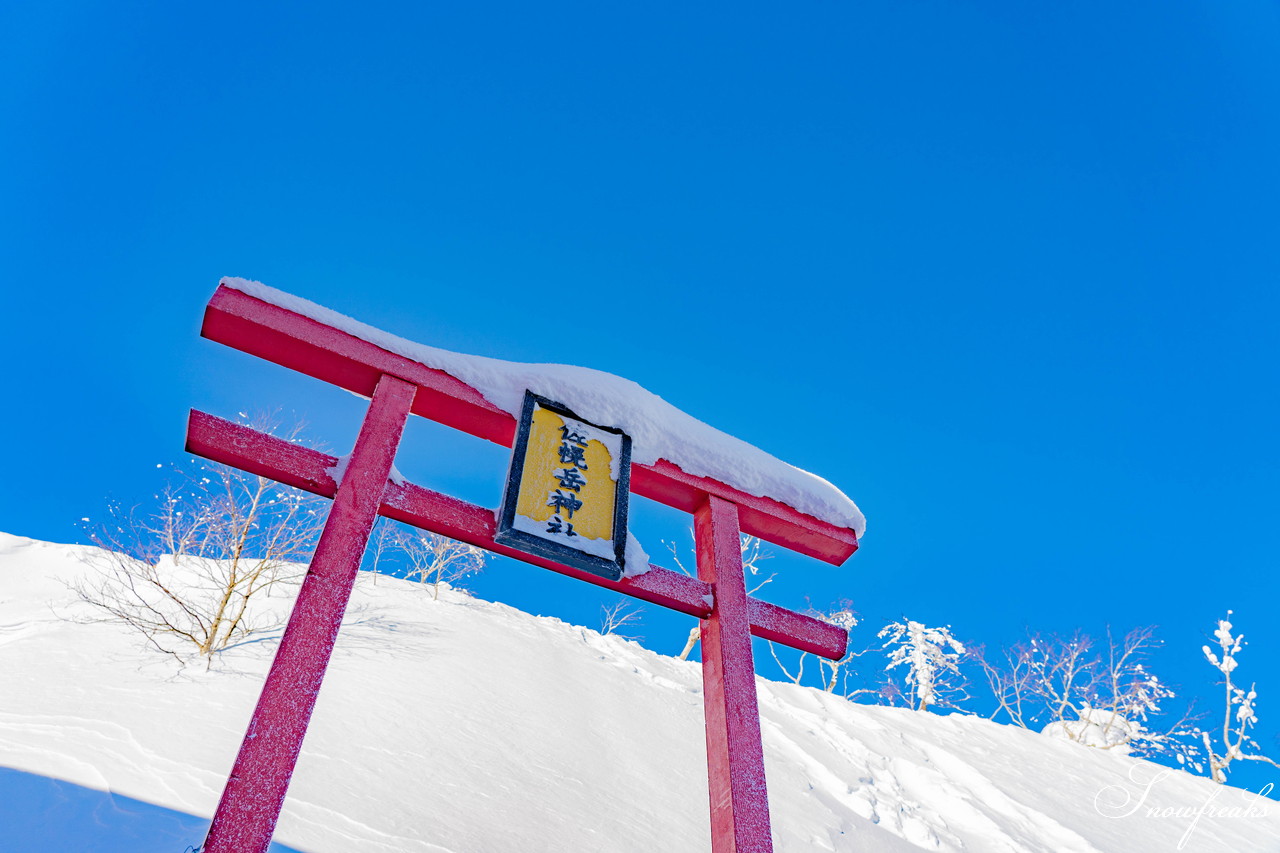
[188, 282, 860, 853]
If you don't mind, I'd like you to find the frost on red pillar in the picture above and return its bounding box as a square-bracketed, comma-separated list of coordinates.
[697, 496, 774, 852]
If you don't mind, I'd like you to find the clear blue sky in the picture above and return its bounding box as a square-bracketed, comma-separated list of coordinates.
[3, 2, 1278, 794]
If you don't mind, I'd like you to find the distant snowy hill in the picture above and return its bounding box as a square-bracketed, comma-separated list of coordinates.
[2, 531, 1277, 852]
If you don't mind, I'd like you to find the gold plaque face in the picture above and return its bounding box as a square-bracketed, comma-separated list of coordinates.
[496, 392, 632, 580]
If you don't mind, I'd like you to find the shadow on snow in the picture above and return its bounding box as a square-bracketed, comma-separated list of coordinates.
[0, 766, 306, 853]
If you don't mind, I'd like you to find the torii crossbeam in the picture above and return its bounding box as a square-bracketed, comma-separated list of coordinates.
[190, 281, 860, 853]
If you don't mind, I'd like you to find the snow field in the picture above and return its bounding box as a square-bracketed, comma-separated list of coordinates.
[2, 532, 1277, 852]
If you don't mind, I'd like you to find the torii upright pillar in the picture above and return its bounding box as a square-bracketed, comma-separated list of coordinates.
[202, 375, 416, 853]
[696, 495, 773, 851]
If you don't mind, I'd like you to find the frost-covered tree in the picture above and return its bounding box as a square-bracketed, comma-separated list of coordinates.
[1199, 611, 1280, 783]
[879, 619, 967, 711]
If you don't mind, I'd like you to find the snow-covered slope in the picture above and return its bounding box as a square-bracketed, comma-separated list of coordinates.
[2, 532, 1276, 852]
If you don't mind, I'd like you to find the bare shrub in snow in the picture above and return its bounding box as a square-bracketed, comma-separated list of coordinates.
[73, 425, 326, 663]
[975, 627, 1199, 765]
[363, 517, 398, 585]
[814, 605, 870, 694]
[677, 625, 702, 662]
[879, 619, 967, 711]
[669, 534, 774, 661]
[1199, 611, 1280, 783]
[392, 525, 486, 599]
[768, 602, 873, 698]
[599, 600, 645, 640]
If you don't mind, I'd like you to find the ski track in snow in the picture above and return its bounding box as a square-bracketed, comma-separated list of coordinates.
[3, 531, 1279, 852]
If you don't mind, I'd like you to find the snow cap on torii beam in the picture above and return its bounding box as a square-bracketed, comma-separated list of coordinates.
[202, 278, 864, 564]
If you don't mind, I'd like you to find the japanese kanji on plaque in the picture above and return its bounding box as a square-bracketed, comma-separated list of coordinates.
[496, 392, 632, 580]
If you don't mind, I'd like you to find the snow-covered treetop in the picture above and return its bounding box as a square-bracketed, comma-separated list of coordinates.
[879, 619, 966, 710]
[221, 277, 867, 537]
[1203, 610, 1244, 675]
